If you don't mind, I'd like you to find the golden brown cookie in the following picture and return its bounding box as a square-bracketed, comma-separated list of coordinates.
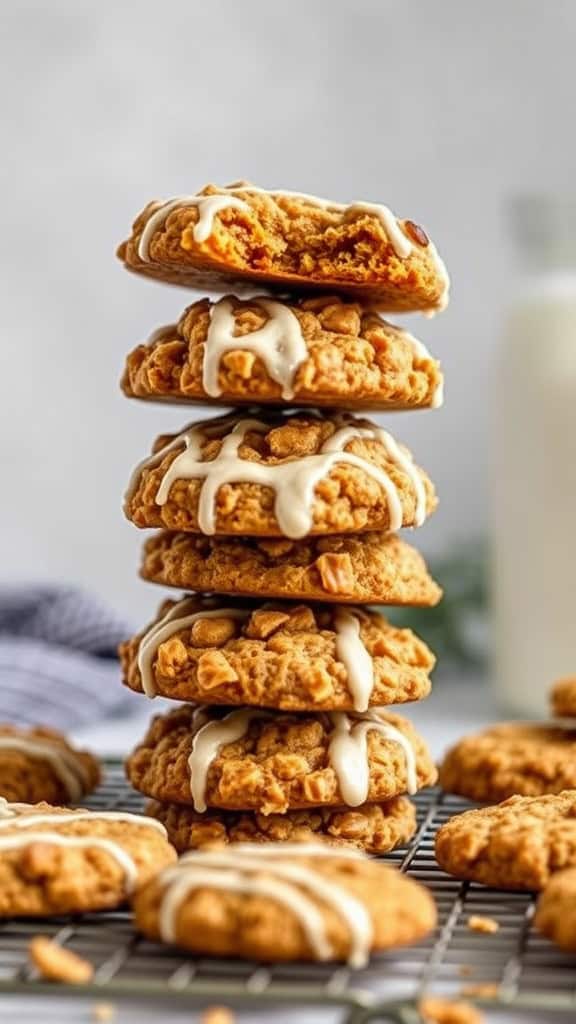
[117, 182, 450, 314]
[122, 295, 443, 411]
[146, 795, 417, 854]
[535, 867, 576, 952]
[0, 725, 100, 804]
[0, 800, 175, 916]
[132, 842, 437, 964]
[120, 596, 435, 712]
[419, 998, 485, 1024]
[438, 722, 576, 802]
[550, 676, 576, 719]
[124, 411, 437, 539]
[125, 703, 437, 815]
[140, 531, 443, 607]
[435, 791, 576, 890]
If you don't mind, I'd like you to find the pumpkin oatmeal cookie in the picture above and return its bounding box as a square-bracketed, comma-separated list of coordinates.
[117, 182, 449, 314]
[119, 597, 435, 712]
[0, 725, 100, 804]
[124, 411, 437, 539]
[550, 676, 576, 719]
[0, 800, 175, 916]
[146, 795, 417, 854]
[536, 867, 576, 951]
[139, 531, 442, 607]
[133, 842, 437, 964]
[125, 703, 437, 814]
[121, 294, 443, 411]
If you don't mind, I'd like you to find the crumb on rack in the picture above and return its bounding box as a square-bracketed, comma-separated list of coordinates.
[467, 915, 500, 934]
[200, 1008, 235, 1024]
[419, 996, 485, 1024]
[28, 936, 94, 985]
[93, 1004, 116, 1022]
[460, 982, 499, 999]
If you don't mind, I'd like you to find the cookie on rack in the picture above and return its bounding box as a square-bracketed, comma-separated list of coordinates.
[146, 795, 417, 854]
[122, 294, 443, 411]
[117, 181, 449, 314]
[535, 867, 576, 952]
[550, 676, 576, 719]
[120, 596, 436, 712]
[125, 703, 437, 815]
[140, 531, 442, 607]
[438, 721, 576, 802]
[0, 725, 100, 804]
[132, 842, 437, 964]
[124, 411, 437, 539]
[435, 791, 576, 890]
[0, 800, 175, 916]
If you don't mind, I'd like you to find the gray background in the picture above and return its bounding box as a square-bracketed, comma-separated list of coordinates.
[1, 0, 574, 620]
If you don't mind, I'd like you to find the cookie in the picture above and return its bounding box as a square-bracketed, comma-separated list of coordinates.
[0, 725, 100, 804]
[125, 703, 437, 815]
[146, 795, 417, 854]
[121, 295, 443, 411]
[140, 531, 443, 607]
[438, 722, 576, 802]
[550, 676, 576, 719]
[124, 411, 436, 539]
[535, 867, 576, 952]
[435, 791, 576, 890]
[0, 799, 175, 916]
[120, 597, 435, 712]
[420, 998, 485, 1024]
[117, 182, 450, 314]
[132, 842, 437, 965]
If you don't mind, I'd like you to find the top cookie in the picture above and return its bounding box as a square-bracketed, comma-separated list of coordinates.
[117, 182, 449, 314]
[0, 725, 100, 804]
[121, 295, 443, 411]
[124, 411, 437, 539]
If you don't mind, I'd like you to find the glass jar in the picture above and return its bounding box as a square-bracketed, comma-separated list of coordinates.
[493, 196, 576, 717]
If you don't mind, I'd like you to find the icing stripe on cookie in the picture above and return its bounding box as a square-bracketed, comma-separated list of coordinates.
[0, 832, 139, 892]
[0, 737, 90, 801]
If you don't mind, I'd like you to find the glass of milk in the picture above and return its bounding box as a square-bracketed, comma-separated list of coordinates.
[493, 196, 576, 717]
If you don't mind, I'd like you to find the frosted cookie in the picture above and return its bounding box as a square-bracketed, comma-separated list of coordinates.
[535, 867, 576, 952]
[124, 411, 437, 539]
[120, 597, 436, 712]
[140, 531, 442, 607]
[132, 843, 437, 965]
[121, 295, 443, 411]
[146, 795, 417, 854]
[117, 182, 450, 314]
[125, 703, 437, 815]
[435, 792, 576, 890]
[0, 725, 100, 804]
[0, 800, 175, 916]
[438, 722, 576, 802]
[550, 676, 576, 719]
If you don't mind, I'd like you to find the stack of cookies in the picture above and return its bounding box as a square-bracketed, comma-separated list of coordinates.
[116, 181, 450, 856]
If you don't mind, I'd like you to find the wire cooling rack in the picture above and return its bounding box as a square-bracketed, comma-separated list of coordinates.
[0, 761, 575, 1022]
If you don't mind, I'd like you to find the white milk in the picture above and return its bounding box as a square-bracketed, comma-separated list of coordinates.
[493, 225, 576, 716]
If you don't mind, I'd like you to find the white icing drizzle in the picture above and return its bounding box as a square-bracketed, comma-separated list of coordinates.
[0, 831, 139, 892]
[156, 844, 372, 966]
[125, 415, 427, 540]
[0, 802, 167, 835]
[188, 708, 272, 812]
[0, 737, 90, 801]
[202, 297, 308, 401]
[137, 598, 248, 698]
[333, 608, 373, 713]
[327, 711, 418, 806]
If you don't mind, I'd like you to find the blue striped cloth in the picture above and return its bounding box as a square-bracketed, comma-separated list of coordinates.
[0, 585, 134, 728]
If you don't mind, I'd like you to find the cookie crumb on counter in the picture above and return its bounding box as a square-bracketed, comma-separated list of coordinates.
[28, 936, 94, 984]
[419, 996, 485, 1023]
[92, 1004, 116, 1022]
[200, 1008, 235, 1024]
[467, 915, 499, 934]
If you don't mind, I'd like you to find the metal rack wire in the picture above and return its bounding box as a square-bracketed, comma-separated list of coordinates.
[0, 761, 574, 1022]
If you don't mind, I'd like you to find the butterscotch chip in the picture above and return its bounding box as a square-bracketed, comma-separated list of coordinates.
[125, 704, 437, 813]
[438, 722, 576, 802]
[146, 796, 417, 854]
[121, 294, 443, 411]
[120, 596, 436, 711]
[436, 792, 576, 889]
[117, 182, 449, 313]
[0, 802, 175, 916]
[140, 531, 442, 606]
[536, 867, 576, 951]
[132, 845, 437, 962]
[0, 724, 100, 804]
[124, 411, 437, 538]
[29, 936, 94, 984]
[467, 915, 499, 934]
[420, 997, 485, 1024]
[550, 676, 576, 718]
